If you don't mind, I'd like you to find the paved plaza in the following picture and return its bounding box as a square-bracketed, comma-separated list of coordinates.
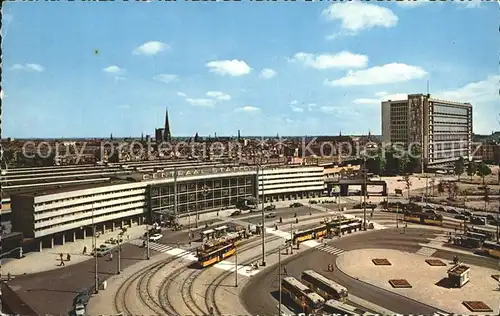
[336, 248, 500, 315]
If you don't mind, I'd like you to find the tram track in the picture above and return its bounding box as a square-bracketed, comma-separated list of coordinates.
[204, 242, 286, 316]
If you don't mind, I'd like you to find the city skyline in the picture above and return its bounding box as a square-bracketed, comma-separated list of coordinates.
[2, 1, 498, 138]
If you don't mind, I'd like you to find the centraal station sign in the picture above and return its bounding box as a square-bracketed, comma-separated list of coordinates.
[142, 166, 258, 181]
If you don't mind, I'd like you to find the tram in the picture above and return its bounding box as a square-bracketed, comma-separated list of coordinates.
[281, 277, 325, 314]
[196, 241, 236, 268]
[468, 227, 495, 241]
[322, 299, 370, 316]
[404, 211, 443, 226]
[293, 228, 315, 243]
[301, 270, 348, 301]
[481, 241, 500, 258]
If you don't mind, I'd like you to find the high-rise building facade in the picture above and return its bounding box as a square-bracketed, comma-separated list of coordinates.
[381, 94, 472, 166]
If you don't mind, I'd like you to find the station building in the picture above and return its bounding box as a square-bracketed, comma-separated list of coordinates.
[10, 165, 325, 252]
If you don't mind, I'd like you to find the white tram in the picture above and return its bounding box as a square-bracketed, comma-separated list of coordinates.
[301, 270, 348, 301]
[281, 277, 324, 314]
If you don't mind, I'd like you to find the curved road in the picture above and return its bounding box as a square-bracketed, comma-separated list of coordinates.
[242, 227, 498, 315]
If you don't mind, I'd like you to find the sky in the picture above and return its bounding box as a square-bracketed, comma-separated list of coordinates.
[2, 0, 499, 138]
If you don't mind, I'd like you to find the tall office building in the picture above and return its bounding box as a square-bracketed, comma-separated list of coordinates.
[381, 94, 472, 167]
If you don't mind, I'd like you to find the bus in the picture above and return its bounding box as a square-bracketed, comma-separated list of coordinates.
[196, 242, 236, 268]
[404, 211, 443, 226]
[281, 277, 325, 314]
[451, 235, 482, 249]
[301, 270, 348, 301]
[469, 227, 495, 241]
[481, 241, 500, 258]
[322, 300, 370, 316]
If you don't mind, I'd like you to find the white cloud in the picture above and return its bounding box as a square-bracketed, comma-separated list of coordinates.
[133, 41, 169, 56]
[320, 106, 360, 117]
[260, 68, 277, 79]
[11, 63, 45, 72]
[153, 74, 178, 83]
[186, 98, 216, 107]
[325, 63, 427, 86]
[322, 2, 398, 33]
[290, 100, 299, 105]
[291, 107, 304, 113]
[206, 59, 252, 76]
[290, 51, 368, 70]
[235, 106, 260, 113]
[352, 93, 408, 105]
[206, 91, 231, 101]
[103, 65, 125, 74]
[177, 92, 187, 97]
[457, 0, 481, 8]
[435, 75, 499, 104]
[396, 0, 429, 7]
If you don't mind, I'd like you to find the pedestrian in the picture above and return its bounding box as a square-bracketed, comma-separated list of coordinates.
[59, 253, 63, 260]
[66, 253, 71, 261]
[83, 246, 87, 254]
[295, 218, 299, 224]
[7, 272, 11, 281]
[109, 252, 113, 261]
[283, 267, 288, 276]
[275, 224, 278, 230]
[279, 217, 283, 223]
[59, 257, 65, 266]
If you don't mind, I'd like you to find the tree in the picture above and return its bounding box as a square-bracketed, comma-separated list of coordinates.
[483, 186, 490, 212]
[454, 157, 465, 181]
[403, 174, 412, 199]
[437, 182, 445, 195]
[467, 161, 477, 181]
[476, 163, 492, 185]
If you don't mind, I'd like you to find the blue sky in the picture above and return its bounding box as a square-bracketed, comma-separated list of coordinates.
[2, 1, 499, 138]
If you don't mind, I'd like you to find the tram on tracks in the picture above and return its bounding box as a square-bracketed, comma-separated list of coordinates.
[281, 276, 324, 314]
[301, 270, 348, 301]
[322, 299, 370, 315]
[291, 217, 362, 245]
[404, 211, 443, 226]
[196, 241, 236, 268]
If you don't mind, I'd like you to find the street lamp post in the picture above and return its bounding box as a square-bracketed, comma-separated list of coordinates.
[146, 224, 150, 260]
[92, 204, 98, 294]
[117, 236, 121, 274]
[260, 160, 266, 266]
[278, 244, 283, 316]
[363, 156, 367, 230]
[234, 245, 238, 287]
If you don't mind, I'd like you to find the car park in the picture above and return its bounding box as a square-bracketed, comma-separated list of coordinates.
[149, 233, 163, 242]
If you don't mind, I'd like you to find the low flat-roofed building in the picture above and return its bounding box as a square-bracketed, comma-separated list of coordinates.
[10, 164, 326, 252]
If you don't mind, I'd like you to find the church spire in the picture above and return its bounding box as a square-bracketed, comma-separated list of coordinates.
[164, 107, 171, 142]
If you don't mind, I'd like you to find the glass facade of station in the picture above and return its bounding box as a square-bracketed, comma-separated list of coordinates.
[148, 174, 256, 215]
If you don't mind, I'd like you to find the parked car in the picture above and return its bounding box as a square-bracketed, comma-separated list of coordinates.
[309, 200, 318, 204]
[289, 203, 303, 208]
[454, 214, 466, 220]
[265, 212, 277, 218]
[264, 204, 276, 211]
[92, 247, 110, 257]
[230, 210, 242, 217]
[436, 206, 446, 212]
[149, 233, 163, 242]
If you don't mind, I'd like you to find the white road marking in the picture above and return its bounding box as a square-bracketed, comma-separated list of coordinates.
[416, 246, 437, 256]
